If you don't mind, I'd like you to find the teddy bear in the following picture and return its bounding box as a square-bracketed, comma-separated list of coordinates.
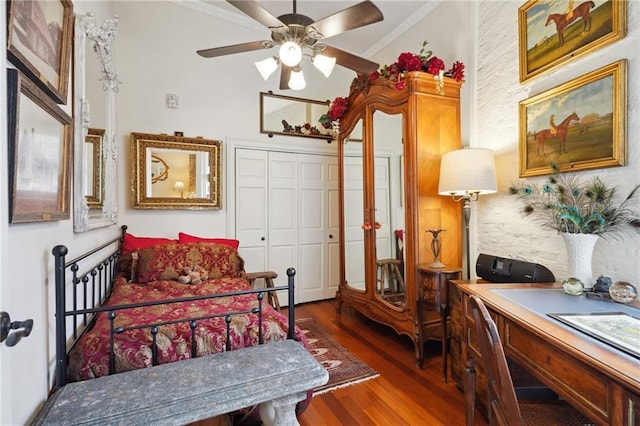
[178, 265, 208, 285]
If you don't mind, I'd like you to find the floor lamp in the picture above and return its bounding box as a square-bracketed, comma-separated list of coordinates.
[438, 148, 497, 279]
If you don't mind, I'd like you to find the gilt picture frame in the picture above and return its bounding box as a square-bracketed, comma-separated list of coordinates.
[518, 0, 626, 83]
[519, 60, 626, 177]
[7, 0, 74, 104]
[7, 69, 73, 223]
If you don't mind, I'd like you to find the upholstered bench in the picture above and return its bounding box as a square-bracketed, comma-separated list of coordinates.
[34, 340, 327, 425]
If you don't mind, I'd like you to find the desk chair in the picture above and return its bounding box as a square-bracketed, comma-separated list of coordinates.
[465, 295, 594, 426]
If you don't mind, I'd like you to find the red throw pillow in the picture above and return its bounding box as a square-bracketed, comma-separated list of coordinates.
[122, 233, 176, 253]
[178, 232, 239, 249]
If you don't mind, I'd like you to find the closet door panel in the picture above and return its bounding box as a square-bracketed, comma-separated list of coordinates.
[235, 149, 268, 265]
[298, 155, 327, 302]
[327, 158, 340, 297]
[269, 153, 297, 246]
[344, 156, 366, 290]
[374, 157, 392, 260]
[268, 152, 297, 305]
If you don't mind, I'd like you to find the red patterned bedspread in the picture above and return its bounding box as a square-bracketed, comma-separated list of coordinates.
[67, 275, 306, 381]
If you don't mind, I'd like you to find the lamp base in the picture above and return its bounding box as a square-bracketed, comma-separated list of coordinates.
[428, 261, 445, 268]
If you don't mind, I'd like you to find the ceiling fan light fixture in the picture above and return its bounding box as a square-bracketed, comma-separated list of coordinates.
[312, 53, 336, 78]
[255, 57, 279, 80]
[288, 67, 306, 90]
[279, 41, 303, 67]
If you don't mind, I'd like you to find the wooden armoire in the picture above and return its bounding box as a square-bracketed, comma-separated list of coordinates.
[336, 71, 463, 366]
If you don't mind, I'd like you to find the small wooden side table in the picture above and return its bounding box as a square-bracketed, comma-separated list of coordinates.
[417, 264, 462, 382]
[246, 271, 280, 311]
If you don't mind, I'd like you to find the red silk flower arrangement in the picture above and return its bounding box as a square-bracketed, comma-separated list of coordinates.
[319, 96, 348, 129]
[370, 41, 465, 90]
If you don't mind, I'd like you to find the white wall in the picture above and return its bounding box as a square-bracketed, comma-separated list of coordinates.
[473, 0, 639, 286]
[112, 0, 353, 238]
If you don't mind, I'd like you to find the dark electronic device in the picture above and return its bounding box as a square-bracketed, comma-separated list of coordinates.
[476, 253, 555, 283]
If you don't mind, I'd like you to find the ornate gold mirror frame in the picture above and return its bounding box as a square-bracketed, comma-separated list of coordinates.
[130, 132, 222, 210]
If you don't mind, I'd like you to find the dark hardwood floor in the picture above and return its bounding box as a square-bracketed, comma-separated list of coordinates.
[293, 299, 488, 426]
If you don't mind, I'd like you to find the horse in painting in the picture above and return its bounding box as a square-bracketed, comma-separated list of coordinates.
[545, 1, 595, 47]
[535, 112, 580, 157]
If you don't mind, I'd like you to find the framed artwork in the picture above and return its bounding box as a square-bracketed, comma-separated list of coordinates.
[7, 69, 73, 223]
[518, 60, 626, 177]
[260, 92, 333, 141]
[548, 312, 639, 359]
[518, 0, 626, 83]
[7, 0, 74, 104]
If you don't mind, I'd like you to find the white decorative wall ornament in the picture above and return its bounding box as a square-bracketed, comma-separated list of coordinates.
[73, 13, 120, 232]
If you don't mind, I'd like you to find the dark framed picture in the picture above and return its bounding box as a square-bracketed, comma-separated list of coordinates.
[548, 312, 639, 359]
[518, 0, 626, 83]
[7, 69, 73, 223]
[7, 0, 74, 104]
[519, 60, 626, 177]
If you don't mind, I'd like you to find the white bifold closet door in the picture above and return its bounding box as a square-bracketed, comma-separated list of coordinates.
[235, 148, 339, 304]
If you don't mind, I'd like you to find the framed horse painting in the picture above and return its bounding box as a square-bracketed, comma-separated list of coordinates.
[518, 0, 626, 83]
[518, 60, 626, 177]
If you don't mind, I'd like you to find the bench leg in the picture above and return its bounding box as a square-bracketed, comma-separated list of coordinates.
[258, 391, 307, 426]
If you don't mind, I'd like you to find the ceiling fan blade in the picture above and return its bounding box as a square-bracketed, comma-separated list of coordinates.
[226, 0, 286, 29]
[310, 1, 383, 39]
[197, 40, 272, 58]
[323, 46, 379, 75]
[280, 65, 292, 90]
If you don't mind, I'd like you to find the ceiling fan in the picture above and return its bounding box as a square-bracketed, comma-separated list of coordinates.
[197, 0, 383, 90]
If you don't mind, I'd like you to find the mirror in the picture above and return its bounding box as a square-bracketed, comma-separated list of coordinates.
[150, 154, 169, 183]
[85, 128, 104, 208]
[131, 132, 222, 210]
[260, 92, 333, 141]
[73, 13, 120, 232]
[372, 110, 405, 308]
[343, 119, 365, 291]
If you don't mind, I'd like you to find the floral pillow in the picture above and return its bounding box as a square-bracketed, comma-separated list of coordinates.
[135, 242, 246, 284]
[118, 233, 177, 280]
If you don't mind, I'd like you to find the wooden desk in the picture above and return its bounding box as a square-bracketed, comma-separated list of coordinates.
[455, 281, 640, 426]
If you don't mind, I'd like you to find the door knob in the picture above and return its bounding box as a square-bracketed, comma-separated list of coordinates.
[0, 311, 33, 347]
[374, 222, 382, 229]
[261, 236, 266, 241]
[361, 222, 372, 230]
[329, 234, 334, 239]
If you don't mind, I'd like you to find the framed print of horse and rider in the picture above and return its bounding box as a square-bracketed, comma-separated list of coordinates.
[518, 60, 626, 177]
[518, 0, 626, 83]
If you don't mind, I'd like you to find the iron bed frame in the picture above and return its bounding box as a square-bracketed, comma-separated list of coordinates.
[52, 225, 296, 390]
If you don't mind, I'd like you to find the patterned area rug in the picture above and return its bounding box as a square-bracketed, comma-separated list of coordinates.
[296, 317, 378, 394]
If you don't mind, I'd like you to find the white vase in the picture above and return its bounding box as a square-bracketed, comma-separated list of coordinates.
[561, 233, 599, 290]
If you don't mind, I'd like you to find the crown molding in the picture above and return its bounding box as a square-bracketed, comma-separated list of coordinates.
[363, 2, 442, 58]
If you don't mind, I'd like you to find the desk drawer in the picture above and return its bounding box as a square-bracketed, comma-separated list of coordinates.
[503, 319, 609, 422]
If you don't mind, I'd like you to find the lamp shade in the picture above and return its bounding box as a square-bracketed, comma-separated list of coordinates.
[288, 68, 306, 90]
[438, 148, 497, 196]
[312, 54, 336, 77]
[255, 57, 279, 80]
[279, 41, 302, 67]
